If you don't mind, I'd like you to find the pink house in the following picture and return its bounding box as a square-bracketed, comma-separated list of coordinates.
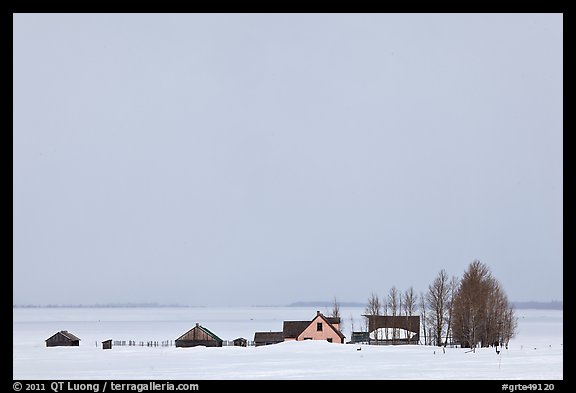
[283, 311, 345, 343]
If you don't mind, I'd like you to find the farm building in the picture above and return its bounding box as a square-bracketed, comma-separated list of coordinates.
[175, 323, 223, 348]
[283, 311, 345, 343]
[348, 331, 370, 344]
[45, 330, 81, 347]
[253, 332, 284, 347]
[102, 339, 112, 350]
[254, 311, 345, 346]
[233, 337, 247, 347]
[362, 315, 420, 344]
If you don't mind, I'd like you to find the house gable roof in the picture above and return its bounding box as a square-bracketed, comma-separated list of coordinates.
[311, 313, 346, 340]
[282, 312, 345, 340]
[176, 324, 222, 342]
[46, 330, 81, 342]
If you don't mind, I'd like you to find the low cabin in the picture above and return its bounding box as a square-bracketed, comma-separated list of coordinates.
[233, 337, 247, 347]
[45, 330, 81, 347]
[102, 339, 112, 350]
[175, 323, 223, 348]
[253, 332, 284, 347]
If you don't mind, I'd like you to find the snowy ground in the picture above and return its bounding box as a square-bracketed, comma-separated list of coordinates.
[13, 306, 562, 379]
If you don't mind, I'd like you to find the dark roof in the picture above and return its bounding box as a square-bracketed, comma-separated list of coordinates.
[326, 317, 341, 325]
[60, 330, 81, 341]
[282, 321, 310, 339]
[46, 330, 81, 342]
[176, 324, 222, 342]
[254, 332, 284, 343]
[362, 315, 420, 334]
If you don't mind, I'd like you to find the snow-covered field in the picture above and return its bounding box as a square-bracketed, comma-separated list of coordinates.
[13, 306, 562, 379]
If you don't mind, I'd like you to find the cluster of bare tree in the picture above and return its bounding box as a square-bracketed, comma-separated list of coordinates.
[363, 260, 517, 349]
[451, 260, 517, 350]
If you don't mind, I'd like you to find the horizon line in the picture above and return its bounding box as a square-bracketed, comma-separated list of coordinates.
[12, 299, 564, 310]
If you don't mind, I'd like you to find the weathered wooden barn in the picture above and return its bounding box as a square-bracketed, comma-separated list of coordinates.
[175, 323, 223, 347]
[45, 330, 81, 347]
[102, 339, 112, 350]
[253, 332, 284, 347]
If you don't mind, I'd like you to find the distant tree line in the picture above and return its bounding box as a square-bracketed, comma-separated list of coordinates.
[361, 260, 517, 349]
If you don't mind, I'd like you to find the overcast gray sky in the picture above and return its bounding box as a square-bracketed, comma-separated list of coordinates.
[13, 13, 562, 306]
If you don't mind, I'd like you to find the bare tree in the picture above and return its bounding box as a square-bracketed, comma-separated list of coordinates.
[487, 279, 517, 349]
[330, 296, 341, 320]
[452, 260, 492, 349]
[484, 279, 504, 347]
[500, 305, 517, 348]
[328, 296, 342, 335]
[403, 287, 418, 340]
[419, 291, 428, 345]
[349, 313, 355, 334]
[402, 287, 417, 315]
[443, 276, 459, 348]
[387, 286, 399, 342]
[399, 294, 403, 341]
[365, 292, 382, 341]
[382, 297, 389, 340]
[426, 269, 450, 346]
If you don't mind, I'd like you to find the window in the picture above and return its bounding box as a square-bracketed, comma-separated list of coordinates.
[317, 322, 323, 331]
[327, 338, 333, 343]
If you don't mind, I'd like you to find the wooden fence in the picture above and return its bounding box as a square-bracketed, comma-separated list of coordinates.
[111, 340, 173, 347]
[106, 340, 256, 347]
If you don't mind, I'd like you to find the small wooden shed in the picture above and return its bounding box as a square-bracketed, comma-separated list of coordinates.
[349, 331, 370, 344]
[45, 330, 81, 347]
[175, 323, 223, 348]
[233, 337, 247, 347]
[102, 339, 112, 350]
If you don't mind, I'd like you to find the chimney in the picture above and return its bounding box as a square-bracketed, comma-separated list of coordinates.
[196, 323, 199, 327]
[317, 310, 320, 316]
